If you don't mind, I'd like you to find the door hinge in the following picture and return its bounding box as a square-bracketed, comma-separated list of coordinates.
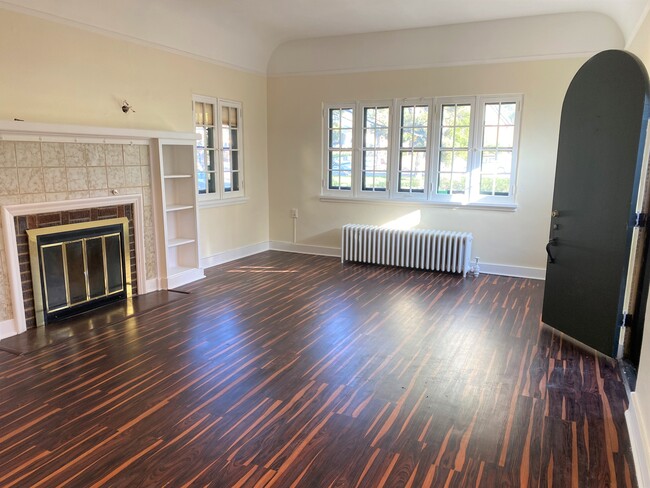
[634, 212, 647, 228]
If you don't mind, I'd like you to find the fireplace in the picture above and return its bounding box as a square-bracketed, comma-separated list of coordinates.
[1, 195, 148, 336]
[27, 218, 132, 326]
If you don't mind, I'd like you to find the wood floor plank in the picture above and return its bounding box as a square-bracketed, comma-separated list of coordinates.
[0, 251, 637, 486]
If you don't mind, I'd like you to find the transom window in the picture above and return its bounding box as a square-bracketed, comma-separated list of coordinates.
[322, 95, 522, 207]
[193, 95, 245, 204]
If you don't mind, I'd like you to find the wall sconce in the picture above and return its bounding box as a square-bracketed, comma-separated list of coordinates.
[121, 101, 135, 114]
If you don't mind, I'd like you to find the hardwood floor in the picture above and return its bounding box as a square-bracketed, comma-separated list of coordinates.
[0, 251, 636, 487]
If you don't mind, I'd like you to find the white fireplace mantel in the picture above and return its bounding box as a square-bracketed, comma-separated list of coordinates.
[0, 119, 197, 143]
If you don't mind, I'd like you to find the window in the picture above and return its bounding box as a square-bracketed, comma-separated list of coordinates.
[435, 98, 474, 201]
[361, 104, 390, 194]
[219, 100, 243, 198]
[396, 102, 430, 197]
[194, 98, 217, 197]
[193, 95, 245, 204]
[322, 95, 522, 208]
[325, 105, 354, 193]
[477, 99, 517, 198]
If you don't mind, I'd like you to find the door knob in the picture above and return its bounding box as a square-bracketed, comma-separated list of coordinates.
[551, 210, 560, 218]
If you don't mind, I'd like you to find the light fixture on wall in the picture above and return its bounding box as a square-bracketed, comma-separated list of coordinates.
[121, 100, 135, 114]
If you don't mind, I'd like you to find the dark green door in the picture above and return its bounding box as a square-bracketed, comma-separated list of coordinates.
[542, 50, 650, 357]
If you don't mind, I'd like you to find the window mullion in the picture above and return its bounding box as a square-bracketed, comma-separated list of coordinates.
[468, 97, 481, 200]
[426, 99, 436, 200]
[354, 102, 361, 198]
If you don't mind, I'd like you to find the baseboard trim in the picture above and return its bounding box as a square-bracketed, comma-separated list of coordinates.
[201, 241, 271, 269]
[268, 241, 545, 279]
[627, 393, 650, 488]
[144, 278, 160, 294]
[164, 268, 205, 290]
[0, 319, 17, 340]
[479, 263, 546, 280]
[268, 241, 340, 257]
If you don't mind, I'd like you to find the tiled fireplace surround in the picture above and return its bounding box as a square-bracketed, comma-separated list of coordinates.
[0, 136, 159, 337]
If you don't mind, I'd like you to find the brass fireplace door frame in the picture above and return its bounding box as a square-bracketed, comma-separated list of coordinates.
[26, 217, 132, 327]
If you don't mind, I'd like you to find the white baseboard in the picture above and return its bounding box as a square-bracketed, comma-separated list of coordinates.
[201, 241, 271, 269]
[267, 241, 545, 279]
[0, 318, 17, 340]
[479, 263, 546, 280]
[144, 278, 160, 294]
[164, 268, 205, 290]
[268, 241, 340, 257]
[627, 393, 650, 488]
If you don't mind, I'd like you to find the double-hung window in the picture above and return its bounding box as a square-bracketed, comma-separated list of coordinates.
[434, 98, 475, 202]
[324, 105, 354, 194]
[475, 97, 518, 200]
[219, 99, 243, 198]
[193, 95, 245, 204]
[394, 101, 432, 199]
[322, 94, 522, 208]
[360, 103, 391, 195]
[194, 96, 217, 197]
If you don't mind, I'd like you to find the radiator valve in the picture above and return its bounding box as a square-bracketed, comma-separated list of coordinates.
[470, 257, 480, 277]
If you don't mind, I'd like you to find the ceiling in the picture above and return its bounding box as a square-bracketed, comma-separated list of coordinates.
[1, 0, 648, 72]
[202, 0, 648, 42]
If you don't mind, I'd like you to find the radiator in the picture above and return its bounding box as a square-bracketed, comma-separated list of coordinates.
[341, 224, 473, 277]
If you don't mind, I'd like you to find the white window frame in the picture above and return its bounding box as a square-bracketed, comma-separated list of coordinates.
[192, 95, 246, 206]
[320, 94, 522, 209]
[469, 95, 522, 205]
[357, 100, 393, 199]
[218, 99, 245, 200]
[322, 103, 355, 197]
[193, 94, 219, 203]
[391, 98, 434, 201]
[432, 96, 477, 204]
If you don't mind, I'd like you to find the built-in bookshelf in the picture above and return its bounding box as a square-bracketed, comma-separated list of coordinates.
[153, 139, 204, 288]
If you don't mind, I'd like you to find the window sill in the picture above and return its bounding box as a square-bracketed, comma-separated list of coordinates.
[199, 197, 249, 209]
[319, 195, 517, 211]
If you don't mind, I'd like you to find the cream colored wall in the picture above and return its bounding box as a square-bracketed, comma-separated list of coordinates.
[626, 6, 650, 478]
[267, 58, 584, 272]
[0, 8, 269, 270]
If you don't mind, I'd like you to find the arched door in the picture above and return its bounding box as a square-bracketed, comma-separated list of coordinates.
[542, 50, 650, 357]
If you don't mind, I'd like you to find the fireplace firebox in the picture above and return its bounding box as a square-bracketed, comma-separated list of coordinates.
[26, 218, 132, 326]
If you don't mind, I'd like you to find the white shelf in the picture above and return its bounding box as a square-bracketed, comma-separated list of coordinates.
[164, 174, 193, 179]
[167, 237, 196, 248]
[166, 204, 194, 212]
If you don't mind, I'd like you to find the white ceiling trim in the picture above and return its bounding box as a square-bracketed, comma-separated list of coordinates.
[266, 52, 602, 79]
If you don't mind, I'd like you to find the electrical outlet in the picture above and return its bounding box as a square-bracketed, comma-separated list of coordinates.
[290, 208, 298, 219]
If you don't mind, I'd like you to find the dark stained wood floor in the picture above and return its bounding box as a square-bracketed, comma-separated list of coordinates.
[0, 251, 636, 487]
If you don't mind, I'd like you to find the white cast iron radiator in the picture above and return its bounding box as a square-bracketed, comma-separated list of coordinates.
[341, 224, 473, 277]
